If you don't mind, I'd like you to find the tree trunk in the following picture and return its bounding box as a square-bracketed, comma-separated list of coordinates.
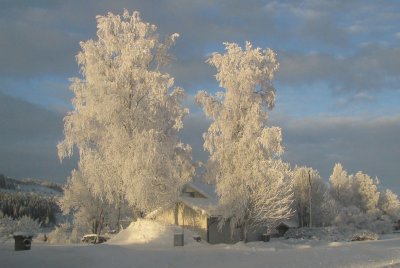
[95, 208, 104, 235]
[240, 224, 248, 243]
[117, 205, 121, 232]
[98, 214, 104, 236]
[116, 194, 122, 232]
[240, 215, 249, 243]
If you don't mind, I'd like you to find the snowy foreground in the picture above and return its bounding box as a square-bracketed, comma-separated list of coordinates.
[2, 220, 400, 268]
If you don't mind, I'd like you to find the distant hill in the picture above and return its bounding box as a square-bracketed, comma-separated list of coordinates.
[0, 174, 63, 196]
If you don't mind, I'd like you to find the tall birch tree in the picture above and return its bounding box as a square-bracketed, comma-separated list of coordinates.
[58, 10, 194, 220]
[196, 42, 293, 241]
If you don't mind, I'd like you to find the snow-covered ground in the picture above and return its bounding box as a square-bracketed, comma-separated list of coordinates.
[2, 220, 400, 268]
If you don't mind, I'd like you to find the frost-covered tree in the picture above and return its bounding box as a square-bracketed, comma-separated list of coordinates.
[329, 163, 353, 207]
[196, 42, 293, 241]
[328, 165, 396, 231]
[58, 10, 194, 219]
[352, 171, 380, 214]
[59, 171, 109, 235]
[60, 170, 133, 236]
[379, 189, 400, 221]
[292, 166, 327, 227]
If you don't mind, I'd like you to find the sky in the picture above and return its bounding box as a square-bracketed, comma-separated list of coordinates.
[0, 0, 399, 193]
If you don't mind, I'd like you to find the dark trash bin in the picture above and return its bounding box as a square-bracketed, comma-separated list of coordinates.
[193, 235, 201, 242]
[174, 234, 184, 246]
[261, 233, 270, 242]
[13, 234, 33, 251]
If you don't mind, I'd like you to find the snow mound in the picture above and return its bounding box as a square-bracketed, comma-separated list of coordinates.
[108, 219, 201, 246]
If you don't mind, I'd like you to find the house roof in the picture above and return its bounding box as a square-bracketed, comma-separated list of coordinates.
[180, 181, 219, 216]
[146, 181, 219, 219]
[183, 181, 218, 201]
[180, 196, 218, 216]
[276, 220, 298, 229]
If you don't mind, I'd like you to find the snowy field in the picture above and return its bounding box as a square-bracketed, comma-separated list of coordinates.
[2, 236, 400, 268]
[2, 220, 400, 268]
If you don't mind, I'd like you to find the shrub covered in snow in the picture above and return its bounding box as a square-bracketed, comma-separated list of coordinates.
[47, 222, 72, 244]
[334, 206, 392, 234]
[47, 222, 85, 244]
[0, 215, 14, 239]
[350, 231, 379, 241]
[284, 226, 379, 242]
[0, 215, 41, 239]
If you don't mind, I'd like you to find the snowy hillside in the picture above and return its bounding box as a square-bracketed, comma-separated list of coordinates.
[0, 175, 62, 196]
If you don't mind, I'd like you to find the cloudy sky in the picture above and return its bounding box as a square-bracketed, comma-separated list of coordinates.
[0, 0, 399, 192]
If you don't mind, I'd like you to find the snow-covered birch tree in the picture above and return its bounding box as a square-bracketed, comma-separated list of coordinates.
[196, 42, 293, 241]
[329, 163, 353, 208]
[379, 189, 400, 221]
[58, 10, 194, 218]
[352, 171, 380, 214]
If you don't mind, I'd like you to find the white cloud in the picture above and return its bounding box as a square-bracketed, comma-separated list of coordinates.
[277, 44, 400, 93]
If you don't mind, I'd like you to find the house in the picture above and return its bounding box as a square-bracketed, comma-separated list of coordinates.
[149, 181, 269, 244]
[275, 220, 298, 236]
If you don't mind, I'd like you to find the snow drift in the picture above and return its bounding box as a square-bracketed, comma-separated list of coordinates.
[108, 219, 199, 246]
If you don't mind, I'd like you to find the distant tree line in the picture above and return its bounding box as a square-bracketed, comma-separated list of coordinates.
[0, 191, 60, 225]
[290, 163, 400, 233]
[0, 174, 62, 226]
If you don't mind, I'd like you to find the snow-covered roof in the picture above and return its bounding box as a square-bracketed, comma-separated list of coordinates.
[183, 181, 218, 201]
[277, 220, 298, 228]
[179, 180, 220, 216]
[13, 232, 33, 237]
[179, 196, 218, 216]
[146, 181, 219, 218]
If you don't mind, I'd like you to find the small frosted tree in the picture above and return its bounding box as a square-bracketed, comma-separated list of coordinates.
[329, 163, 353, 207]
[58, 10, 194, 221]
[379, 189, 400, 221]
[292, 166, 327, 227]
[352, 171, 380, 214]
[196, 42, 293, 241]
[59, 171, 110, 235]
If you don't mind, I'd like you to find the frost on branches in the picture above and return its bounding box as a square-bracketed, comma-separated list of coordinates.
[379, 189, 400, 221]
[196, 42, 293, 241]
[327, 163, 398, 234]
[58, 10, 194, 221]
[329, 163, 352, 207]
[292, 166, 329, 227]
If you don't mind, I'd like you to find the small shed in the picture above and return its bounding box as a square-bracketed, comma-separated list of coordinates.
[276, 220, 298, 236]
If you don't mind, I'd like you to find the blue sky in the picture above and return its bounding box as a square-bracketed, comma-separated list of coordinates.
[0, 0, 399, 193]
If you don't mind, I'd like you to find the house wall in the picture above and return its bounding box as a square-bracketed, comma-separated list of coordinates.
[156, 202, 208, 241]
[207, 218, 267, 244]
[207, 217, 240, 244]
[247, 228, 268, 242]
